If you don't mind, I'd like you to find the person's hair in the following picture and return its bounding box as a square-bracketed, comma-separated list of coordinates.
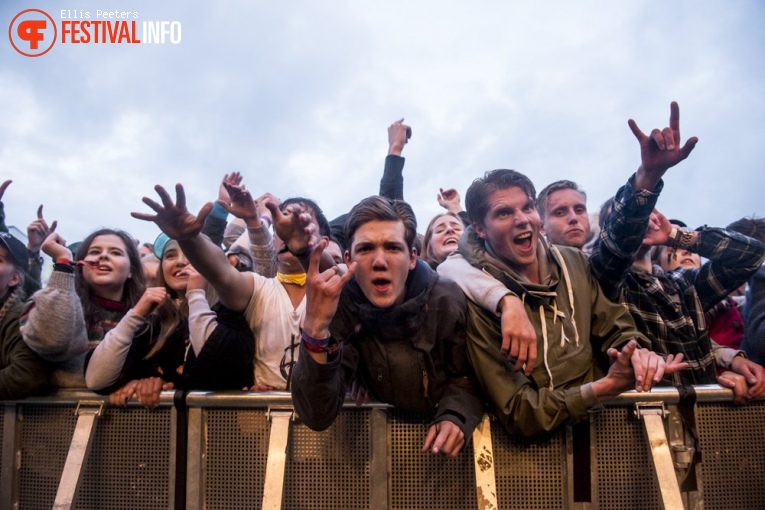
[345, 196, 417, 250]
[280, 197, 331, 237]
[536, 180, 586, 219]
[727, 216, 765, 244]
[421, 212, 463, 266]
[74, 229, 146, 329]
[145, 241, 188, 359]
[465, 169, 536, 226]
[598, 197, 615, 230]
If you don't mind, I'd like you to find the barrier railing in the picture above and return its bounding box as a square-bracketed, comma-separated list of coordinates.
[1, 387, 763, 509]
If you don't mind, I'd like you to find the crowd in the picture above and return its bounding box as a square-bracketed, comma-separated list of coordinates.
[1, 103, 764, 457]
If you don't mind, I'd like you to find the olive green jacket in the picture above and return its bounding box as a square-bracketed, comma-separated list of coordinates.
[456, 228, 648, 437]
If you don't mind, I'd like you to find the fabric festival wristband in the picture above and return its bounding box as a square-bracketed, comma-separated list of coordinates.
[301, 329, 330, 353]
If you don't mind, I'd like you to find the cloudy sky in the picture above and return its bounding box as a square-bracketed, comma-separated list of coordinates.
[1, 1, 763, 250]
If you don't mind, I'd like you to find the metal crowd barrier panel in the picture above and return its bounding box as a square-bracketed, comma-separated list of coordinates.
[1, 387, 763, 509]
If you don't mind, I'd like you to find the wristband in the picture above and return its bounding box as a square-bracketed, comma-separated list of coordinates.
[301, 329, 339, 355]
[53, 259, 74, 273]
[260, 215, 273, 228]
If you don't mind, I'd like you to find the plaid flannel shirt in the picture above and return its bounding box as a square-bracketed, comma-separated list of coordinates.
[590, 175, 765, 385]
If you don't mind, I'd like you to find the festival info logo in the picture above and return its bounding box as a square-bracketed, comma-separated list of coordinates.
[9, 9, 57, 57]
[9, 9, 181, 57]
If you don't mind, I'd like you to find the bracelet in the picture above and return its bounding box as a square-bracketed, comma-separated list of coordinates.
[301, 329, 340, 355]
[53, 259, 74, 273]
[301, 329, 329, 352]
[260, 215, 272, 228]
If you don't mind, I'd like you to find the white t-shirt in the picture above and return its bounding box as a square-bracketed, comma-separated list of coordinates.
[244, 273, 305, 390]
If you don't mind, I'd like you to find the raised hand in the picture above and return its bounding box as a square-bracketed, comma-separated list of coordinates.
[27, 205, 58, 253]
[388, 118, 411, 156]
[185, 265, 208, 292]
[255, 192, 281, 224]
[218, 172, 243, 204]
[219, 181, 258, 222]
[302, 239, 357, 340]
[437, 188, 463, 214]
[132, 287, 167, 318]
[641, 208, 673, 247]
[132, 184, 212, 240]
[630, 101, 698, 191]
[0, 180, 11, 200]
[264, 199, 319, 257]
[41, 232, 72, 261]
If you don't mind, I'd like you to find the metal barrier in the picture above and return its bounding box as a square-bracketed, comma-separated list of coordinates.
[1, 387, 763, 509]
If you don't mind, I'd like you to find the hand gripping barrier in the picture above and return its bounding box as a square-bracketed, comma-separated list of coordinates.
[1, 386, 763, 509]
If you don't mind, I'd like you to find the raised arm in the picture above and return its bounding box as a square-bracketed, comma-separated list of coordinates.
[220, 184, 278, 277]
[132, 184, 254, 312]
[671, 227, 765, 312]
[591, 102, 698, 301]
[380, 118, 411, 200]
[21, 232, 89, 362]
[202, 172, 243, 247]
[26, 205, 57, 290]
[291, 241, 357, 430]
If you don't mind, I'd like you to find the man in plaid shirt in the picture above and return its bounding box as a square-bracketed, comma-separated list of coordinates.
[590, 102, 765, 403]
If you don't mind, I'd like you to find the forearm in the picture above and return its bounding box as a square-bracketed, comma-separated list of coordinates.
[437, 254, 512, 313]
[20, 269, 89, 362]
[691, 228, 765, 311]
[435, 376, 485, 439]
[187, 289, 218, 355]
[711, 340, 744, 369]
[177, 235, 252, 311]
[243, 223, 277, 278]
[379, 155, 405, 200]
[290, 342, 347, 431]
[590, 176, 662, 300]
[85, 309, 146, 390]
[201, 203, 228, 247]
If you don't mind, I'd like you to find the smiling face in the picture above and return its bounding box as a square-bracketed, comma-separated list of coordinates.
[160, 242, 191, 295]
[657, 246, 701, 272]
[425, 214, 464, 265]
[345, 220, 417, 309]
[81, 234, 133, 300]
[541, 188, 591, 249]
[474, 186, 541, 282]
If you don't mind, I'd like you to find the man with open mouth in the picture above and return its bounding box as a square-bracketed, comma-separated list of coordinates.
[290, 195, 483, 458]
[437, 167, 685, 437]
